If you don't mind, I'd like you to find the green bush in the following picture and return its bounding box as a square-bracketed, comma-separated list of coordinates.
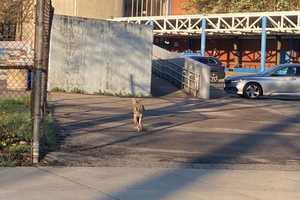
[41, 115, 57, 151]
[51, 87, 66, 92]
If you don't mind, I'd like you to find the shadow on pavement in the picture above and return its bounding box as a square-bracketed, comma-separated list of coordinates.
[96, 110, 300, 200]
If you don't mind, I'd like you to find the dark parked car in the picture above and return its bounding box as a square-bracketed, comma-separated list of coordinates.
[185, 55, 225, 82]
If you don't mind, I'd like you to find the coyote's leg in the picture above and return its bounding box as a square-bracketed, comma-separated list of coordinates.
[138, 115, 143, 132]
[133, 114, 138, 128]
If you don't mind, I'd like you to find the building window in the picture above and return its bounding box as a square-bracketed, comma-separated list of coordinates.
[0, 23, 17, 41]
[124, 0, 169, 17]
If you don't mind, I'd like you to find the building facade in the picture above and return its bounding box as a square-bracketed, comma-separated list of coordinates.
[124, 0, 170, 17]
[51, 0, 124, 19]
[52, 0, 174, 18]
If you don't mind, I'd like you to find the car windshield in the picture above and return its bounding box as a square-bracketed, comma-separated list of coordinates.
[189, 56, 208, 64]
[257, 66, 278, 76]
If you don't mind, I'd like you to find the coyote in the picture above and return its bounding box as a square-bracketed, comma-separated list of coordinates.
[132, 98, 145, 132]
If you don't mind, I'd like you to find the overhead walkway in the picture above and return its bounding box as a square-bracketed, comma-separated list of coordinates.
[113, 11, 300, 36]
[113, 11, 300, 73]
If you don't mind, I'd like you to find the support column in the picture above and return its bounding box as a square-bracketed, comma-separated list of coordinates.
[260, 16, 267, 73]
[233, 38, 241, 68]
[200, 18, 206, 57]
[131, 0, 134, 17]
[188, 37, 192, 51]
[276, 36, 282, 65]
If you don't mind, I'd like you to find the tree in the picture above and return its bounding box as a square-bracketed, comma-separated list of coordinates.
[0, 0, 34, 24]
[0, 0, 34, 41]
[184, 0, 300, 14]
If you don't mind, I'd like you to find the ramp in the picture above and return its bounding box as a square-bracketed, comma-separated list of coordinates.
[152, 45, 210, 99]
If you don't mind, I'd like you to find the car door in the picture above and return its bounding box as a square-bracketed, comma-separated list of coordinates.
[268, 66, 298, 94]
[296, 66, 300, 94]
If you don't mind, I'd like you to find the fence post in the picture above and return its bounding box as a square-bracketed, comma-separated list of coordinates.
[32, 0, 46, 164]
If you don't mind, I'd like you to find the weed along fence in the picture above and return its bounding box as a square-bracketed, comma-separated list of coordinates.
[0, 0, 53, 165]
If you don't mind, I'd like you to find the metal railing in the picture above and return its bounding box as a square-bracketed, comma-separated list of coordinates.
[152, 45, 210, 99]
[152, 56, 200, 96]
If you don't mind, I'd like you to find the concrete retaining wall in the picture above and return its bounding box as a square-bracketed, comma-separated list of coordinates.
[48, 15, 153, 96]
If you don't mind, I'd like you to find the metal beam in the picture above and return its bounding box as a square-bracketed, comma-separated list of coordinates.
[113, 11, 300, 36]
[276, 36, 282, 65]
[233, 38, 241, 68]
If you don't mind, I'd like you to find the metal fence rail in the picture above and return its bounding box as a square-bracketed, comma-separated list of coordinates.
[152, 56, 200, 96]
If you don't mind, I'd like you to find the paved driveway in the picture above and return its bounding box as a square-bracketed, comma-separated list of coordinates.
[44, 80, 300, 168]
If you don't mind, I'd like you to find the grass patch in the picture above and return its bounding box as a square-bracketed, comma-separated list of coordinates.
[70, 88, 85, 94]
[94, 90, 152, 98]
[0, 98, 32, 166]
[0, 98, 57, 166]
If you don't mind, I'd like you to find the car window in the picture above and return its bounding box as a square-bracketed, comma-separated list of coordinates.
[296, 67, 300, 77]
[208, 58, 218, 65]
[200, 58, 209, 64]
[190, 57, 208, 64]
[271, 66, 296, 77]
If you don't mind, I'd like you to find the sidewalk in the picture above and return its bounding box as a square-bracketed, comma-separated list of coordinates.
[0, 166, 299, 200]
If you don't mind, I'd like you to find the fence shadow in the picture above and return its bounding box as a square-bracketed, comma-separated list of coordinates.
[96, 110, 300, 200]
[151, 75, 184, 97]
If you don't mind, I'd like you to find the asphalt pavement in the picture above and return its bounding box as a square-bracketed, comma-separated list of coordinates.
[43, 78, 300, 167]
[2, 77, 300, 200]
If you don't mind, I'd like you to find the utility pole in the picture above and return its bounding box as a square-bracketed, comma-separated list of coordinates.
[32, 0, 45, 164]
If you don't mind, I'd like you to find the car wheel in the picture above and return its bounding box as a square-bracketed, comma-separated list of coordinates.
[210, 73, 219, 83]
[243, 83, 262, 99]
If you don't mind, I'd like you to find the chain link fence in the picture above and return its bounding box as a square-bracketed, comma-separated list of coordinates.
[0, 0, 35, 100]
[0, 0, 53, 164]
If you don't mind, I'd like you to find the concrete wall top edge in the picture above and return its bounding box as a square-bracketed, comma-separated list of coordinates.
[53, 14, 154, 30]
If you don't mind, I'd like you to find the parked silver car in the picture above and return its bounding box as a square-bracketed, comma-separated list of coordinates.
[224, 64, 300, 99]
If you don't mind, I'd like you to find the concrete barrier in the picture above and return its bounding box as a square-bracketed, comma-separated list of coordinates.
[48, 15, 153, 97]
